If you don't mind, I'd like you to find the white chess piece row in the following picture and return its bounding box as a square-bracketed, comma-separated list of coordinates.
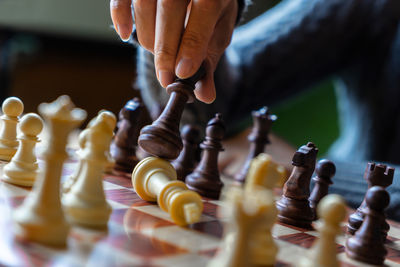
[2, 95, 116, 247]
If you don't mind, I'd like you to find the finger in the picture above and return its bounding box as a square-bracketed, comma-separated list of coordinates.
[110, 0, 134, 41]
[133, 0, 157, 51]
[154, 0, 188, 88]
[194, 3, 237, 103]
[175, 0, 223, 79]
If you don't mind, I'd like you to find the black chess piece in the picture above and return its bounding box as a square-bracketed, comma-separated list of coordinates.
[309, 159, 335, 219]
[110, 98, 146, 173]
[185, 114, 225, 199]
[276, 142, 318, 229]
[345, 186, 389, 265]
[234, 106, 277, 183]
[347, 163, 394, 239]
[172, 125, 201, 181]
[138, 65, 206, 160]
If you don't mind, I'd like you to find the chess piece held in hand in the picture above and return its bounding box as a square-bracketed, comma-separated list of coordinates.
[14, 95, 86, 247]
[132, 157, 203, 226]
[138, 65, 206, 160]
[63, 111, 116, 229]
[0, 97, 24, 161]
[3, 113, 44, 187]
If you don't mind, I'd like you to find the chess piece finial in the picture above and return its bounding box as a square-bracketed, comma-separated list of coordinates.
[0, 97, 24, 161]
[347, 162, 394, 238]
[309, 159, 335, 219]
[3, 113, 44, 186]
[346, 186, 389, 265]
[63, 111, 116, 229]
[276, 142, 318, 228]
[172, 125, 201, 181]
[244, 153, 286, 192]
[132, 157, 203, 226]
[300, 194, 346, 267]
[235, 107, 277, 183]
[110, 98, 145, 173]
[186, 113, 225, 199]
[138, 65, 206, 160]
[14, 95, 86, 247]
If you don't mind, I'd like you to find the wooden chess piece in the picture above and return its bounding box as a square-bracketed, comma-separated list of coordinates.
[171, 125, 201, 181]
[276, 142, 318, 229]
[110, 98, 145, 173]
[235, 106, 276, 183]
[309, 159, 335, 219]
[208, 187, 276, 267]
[345, 186, 389, 265]
[63, 111, 116, 229]
[14, 95, 86, 247]
[0, 97, 24, 161]
[132, 157, 203, 226]
[347, 163, 393, 238]
[185, 114, 225, 199]
[300, 194, 346, 267]
[3, 113, 44, 187]
[138, 65, 206, 160]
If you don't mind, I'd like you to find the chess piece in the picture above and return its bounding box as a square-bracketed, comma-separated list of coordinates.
[110, 98, 145, 173]
[347, 163, 393, 238]
[14, 95, 86, 247]
[345, 186, 389, 265]
[235, 106, 277, 183]
[276, 142, 318, 229]
[208, 187, 276, 267]
[0, 97, 24, 161]
[3, 113, 43, 187]
[300, 194, 346, 267]
[186, 114, 225, 199]
[63, 111, 116, 229]
[244, 153, 286, 192]
[132, 157, 203, 226]
[138, 64, 206, 160]
[171, 125, 201, 181]
[309, 159, 335, 219]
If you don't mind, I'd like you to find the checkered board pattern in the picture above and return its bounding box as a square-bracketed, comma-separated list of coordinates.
[0, 157, 400, 267]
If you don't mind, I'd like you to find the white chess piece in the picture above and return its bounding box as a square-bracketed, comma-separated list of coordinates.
[3, 113, 43, 187]
[299, 194, 346, 267]
[208, 187, 276, 267]
[63, 111, 116, 229]
[0, 97, 24, 161]
[14, 95, 86, 247]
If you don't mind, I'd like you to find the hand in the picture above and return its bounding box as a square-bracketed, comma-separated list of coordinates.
[110, 0, 238, 103]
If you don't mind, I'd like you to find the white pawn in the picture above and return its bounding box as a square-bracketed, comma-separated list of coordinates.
[0, 97, 24, 161]
[63, 111, 116, 229]
[299, 194, 346, 267]
[3, 113, 43, 186]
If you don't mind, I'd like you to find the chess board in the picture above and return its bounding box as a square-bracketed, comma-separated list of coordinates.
[1, 153, 400, 267]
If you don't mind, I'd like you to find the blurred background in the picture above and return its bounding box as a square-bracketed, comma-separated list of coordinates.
[0, 0, 338, 155]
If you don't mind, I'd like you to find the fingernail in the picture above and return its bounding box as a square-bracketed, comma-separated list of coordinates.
[118, 24, 131, 42]
[176, 58, 193, 78]
[158, 70, 173, 88]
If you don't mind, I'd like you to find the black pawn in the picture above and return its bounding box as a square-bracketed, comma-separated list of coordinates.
[186, 114, 225, 199]
[347, 163, 394, 239]
[345, 186, 389, 265]
[309, 159, 335, 219]
[172, 125, 201, 181]
[235, 106, 277, 183]
[276, 142, 318, 229]
[110, 98, 146, 173]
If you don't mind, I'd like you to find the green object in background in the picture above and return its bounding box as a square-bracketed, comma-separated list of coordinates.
[272, 82, 339, 155]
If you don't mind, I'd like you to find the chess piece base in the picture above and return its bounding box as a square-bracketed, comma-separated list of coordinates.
[3, 161, 38, 187]
[276, 196, 313, 229]
[346, 238, 387, 266]
[186, 171, 223, 199]
[0, 143, 17, 161]
[64, 202, 111, 229]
